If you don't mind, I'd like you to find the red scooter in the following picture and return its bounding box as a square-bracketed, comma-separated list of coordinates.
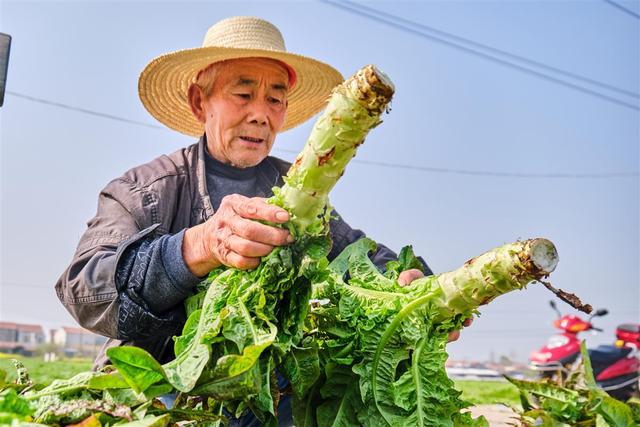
[530, 300, 640, 400]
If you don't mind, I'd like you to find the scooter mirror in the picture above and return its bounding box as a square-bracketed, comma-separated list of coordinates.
[595, 309, 608, 317]
[549, 300, 561, 318]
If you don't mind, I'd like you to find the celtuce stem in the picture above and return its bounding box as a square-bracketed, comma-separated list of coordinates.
[278, 65, 394, 235]
[421, 238, 559, 322]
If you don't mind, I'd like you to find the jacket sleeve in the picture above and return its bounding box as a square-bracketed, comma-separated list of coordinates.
[328, 210, 434, 276]
[55, 178, 200, 341]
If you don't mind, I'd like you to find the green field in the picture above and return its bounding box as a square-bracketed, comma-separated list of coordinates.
[1, 355, 520, 407]
[0, 354, 92, 385]
[455, 379, 520, 407]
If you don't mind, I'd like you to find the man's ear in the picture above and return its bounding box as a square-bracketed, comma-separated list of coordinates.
[188, 84, 206, 123]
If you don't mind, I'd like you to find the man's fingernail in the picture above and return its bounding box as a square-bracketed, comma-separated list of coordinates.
[276, 211, 289, 221]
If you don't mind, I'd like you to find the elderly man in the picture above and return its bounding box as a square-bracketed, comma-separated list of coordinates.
[56, 16, 464, 425]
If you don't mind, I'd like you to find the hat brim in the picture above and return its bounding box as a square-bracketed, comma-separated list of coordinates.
[138, 46, 344, 137]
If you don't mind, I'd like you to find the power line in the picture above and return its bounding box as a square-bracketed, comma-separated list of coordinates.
[6, 91, 164, 130]
[276, 147, 638, 178]
[6, 91, 639, 179]
[333, 0, 639, 99]
[340, 158, 639, 179]
[320, 0, 640, 111]
[602, 0, 640, 19]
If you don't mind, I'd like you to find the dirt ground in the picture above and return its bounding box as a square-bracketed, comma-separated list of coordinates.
[468, 404, 520, 426]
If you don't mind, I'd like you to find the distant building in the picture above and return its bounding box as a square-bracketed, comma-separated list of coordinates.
[0, 321, 45, 355]
[52, 326, 107, 357]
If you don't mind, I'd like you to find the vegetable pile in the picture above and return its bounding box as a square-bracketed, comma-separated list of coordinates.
[0, 64, 571, 426]
[508, 342, 640, 426]
[295, 237, 558, 427]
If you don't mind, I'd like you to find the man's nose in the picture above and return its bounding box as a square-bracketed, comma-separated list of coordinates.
[246, 100, 270, 126]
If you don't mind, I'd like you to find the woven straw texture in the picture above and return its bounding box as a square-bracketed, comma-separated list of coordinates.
[139, 16, 344, 136]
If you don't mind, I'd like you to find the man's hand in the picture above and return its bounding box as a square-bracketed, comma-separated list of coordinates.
[397, 268, 473, 343]
[397, 268, 425, 287]
[183, 194, 293, 276]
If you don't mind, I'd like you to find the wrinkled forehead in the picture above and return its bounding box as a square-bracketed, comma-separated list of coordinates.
[197, 57, 297, 89]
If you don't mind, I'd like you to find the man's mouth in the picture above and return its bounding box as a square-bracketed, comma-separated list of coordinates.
[239, 136, 265, 143]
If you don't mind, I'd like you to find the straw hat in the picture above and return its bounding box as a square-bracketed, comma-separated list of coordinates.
[138, 16, 344, 136]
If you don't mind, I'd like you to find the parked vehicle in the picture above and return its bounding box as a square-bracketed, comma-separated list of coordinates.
[530, 300, 639, 400]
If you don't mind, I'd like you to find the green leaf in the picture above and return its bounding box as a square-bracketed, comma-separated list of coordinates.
[282, 346, 320, 399]
[521, 409, 572, 426]
[26, 371, 97, 399]
[34, 397, 132, 424]
[579, 341, 598, 392]
[313, 363, 364, 427]
[628, 397, 640, 424]
[115, 414, 170, 427]
[373, 331, 469, 427]
[293, 382, 321, 427]
[100, 381, 171, 408]
[316, 380, 360, 427]
[174, 309, 202, 357]
[131, 400, 152, 421]
[222, 299, 274, 353]
[505, 376, 586, 423]
[190, 360, 261, 401]
[505, 377, 585, 406]
[154, 407, 228, 424]
[596, 413, 608, 427]
[190, 342, 270, 399]
[102, 388, 146, 407]
[0, 388, 34, 420]
[185, 291, 207, 318]
[253, 355, 276, 417]
[87, 372, 130, 390]
[328, 238, 377, 278]
[163, 269, 232, 393]
[143, 383, 173, 400]
[107, 346, 166, 393]
[589, 393, 635, 426]
[334, 238, 399, 292]
[162, 341, 210, 393]
[397, 245, 424, 273]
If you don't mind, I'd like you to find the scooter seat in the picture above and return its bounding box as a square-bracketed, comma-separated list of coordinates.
[588, 345, 631, 376]
[617, 323, 640, 334]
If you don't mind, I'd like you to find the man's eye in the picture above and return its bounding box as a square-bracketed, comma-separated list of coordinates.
[235, 93, 251, 99]
[269, 97, 283, 104]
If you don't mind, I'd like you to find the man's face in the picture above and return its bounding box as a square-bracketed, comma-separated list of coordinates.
[195, 58, 289, 168]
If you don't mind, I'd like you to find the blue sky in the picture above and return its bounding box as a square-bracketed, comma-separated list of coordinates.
[1, 0, 638, 362]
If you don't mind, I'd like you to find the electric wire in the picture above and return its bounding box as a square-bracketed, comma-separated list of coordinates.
[7, 91, 639, 179]
[333, 0, 639, 99]
[602, 0, 640, 19]
[320, 0, 640, 111]
[334, 157, 639, 179]
[6, 91, 164, 130]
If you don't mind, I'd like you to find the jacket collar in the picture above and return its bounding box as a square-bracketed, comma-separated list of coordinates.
[196, 135, 215, 220]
